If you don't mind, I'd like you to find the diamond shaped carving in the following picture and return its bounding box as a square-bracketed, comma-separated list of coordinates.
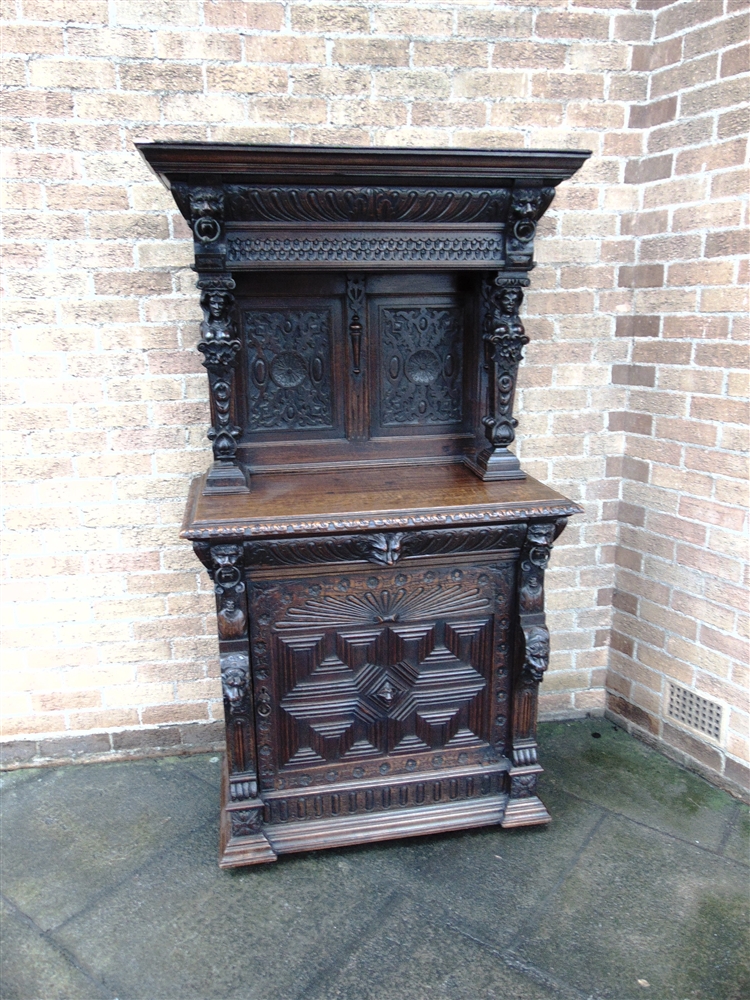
[275, 619, 490, 766]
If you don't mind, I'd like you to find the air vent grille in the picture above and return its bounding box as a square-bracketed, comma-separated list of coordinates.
[666, 683, 722, 742]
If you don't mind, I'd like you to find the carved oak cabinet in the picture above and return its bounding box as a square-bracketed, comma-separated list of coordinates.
[138, 143, 590, 868]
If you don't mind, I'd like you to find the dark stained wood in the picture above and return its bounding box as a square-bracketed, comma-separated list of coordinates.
[140, 142, 590, 867]
[182, 464, 580, 540]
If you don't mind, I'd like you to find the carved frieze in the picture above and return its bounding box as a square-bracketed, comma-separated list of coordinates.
[227, 235, 506, 265]
[244, 524, 526, 569]
[185, 501, 581, 540]
[224, 185, 511, 224]
[275, 581, 490, 629]
[262, 769, 507, 825]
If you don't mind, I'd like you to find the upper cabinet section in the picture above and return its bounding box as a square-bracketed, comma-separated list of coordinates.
[137, 143, 591, 272]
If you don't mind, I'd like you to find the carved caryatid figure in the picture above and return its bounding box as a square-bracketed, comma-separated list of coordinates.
[200, 284, 235, 343]
[522, 625, 550, 683]
[196, 277, 243, 468]
[471, 274, 529, 479]
[221, 652, 250, 712]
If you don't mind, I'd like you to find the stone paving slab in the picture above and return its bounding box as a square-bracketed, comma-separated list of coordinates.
[1, 719, 747, 1000]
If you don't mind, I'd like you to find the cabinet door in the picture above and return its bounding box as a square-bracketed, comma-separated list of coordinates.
[240, 293, 346, 440]
[248, 560, 515, 792]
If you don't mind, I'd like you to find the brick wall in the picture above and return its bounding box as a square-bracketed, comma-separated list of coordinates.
[602, 0, 750, 795]
[1, 1, 747, 793]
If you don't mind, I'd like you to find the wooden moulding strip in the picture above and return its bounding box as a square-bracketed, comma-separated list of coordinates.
[263, 794, 509, 854]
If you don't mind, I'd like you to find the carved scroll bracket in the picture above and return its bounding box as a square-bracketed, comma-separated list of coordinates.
[467, 273, 530, 482]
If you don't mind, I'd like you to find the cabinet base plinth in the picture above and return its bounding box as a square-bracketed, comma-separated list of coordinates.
[464, 450, 526, 481]
[500, 796, 551, 828]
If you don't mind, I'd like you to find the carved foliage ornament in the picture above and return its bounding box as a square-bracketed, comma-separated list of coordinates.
[244, 308, 334, 432]
[381, 306, 463, 427]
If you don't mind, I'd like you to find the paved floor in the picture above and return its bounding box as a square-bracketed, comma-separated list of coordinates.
[1, 718, 748, 1000]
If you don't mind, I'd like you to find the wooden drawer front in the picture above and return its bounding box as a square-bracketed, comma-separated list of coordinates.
[249, 560, 515, 793]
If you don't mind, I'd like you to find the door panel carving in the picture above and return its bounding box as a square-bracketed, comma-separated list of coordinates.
[249, 562, 514, 787]
[370, 297, 466, 435]
[243, 307, 336, 432]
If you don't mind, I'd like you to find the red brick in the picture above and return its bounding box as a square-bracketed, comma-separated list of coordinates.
[721, 43, 750, 78]
[624, 154, 673, 184]
[611, 364, 656, 387]
[631, 36, 682, 71]
[705, 230, 750, 258]
[662, 722, 722, 772]
[608, 411, 654, 435]
[608, 694, 659, 735]
[615, 315, 661, 338]
[679, 497, 746, 532]
[648, 512, 706, 546]
[618, 264, 664, 288]
[655, 0, 723, 39]
[204, 0, 283, 28]
[611, 630, 635, 656]
[535, 11, 610, 40]
[628, 96, 677, 129]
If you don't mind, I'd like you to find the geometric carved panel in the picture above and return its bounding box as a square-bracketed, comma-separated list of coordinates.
[244, 308, 334, 431]
[276, 620, 490, 768]
[379, 305, 463, 427]
[249, 563, 513, 789]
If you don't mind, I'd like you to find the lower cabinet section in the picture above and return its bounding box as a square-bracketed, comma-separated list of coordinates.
[195, 517, 568, 868]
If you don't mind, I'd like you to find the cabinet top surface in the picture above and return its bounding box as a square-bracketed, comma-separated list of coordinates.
[137, 141, 591, 187]
[181, 463, 581, 540]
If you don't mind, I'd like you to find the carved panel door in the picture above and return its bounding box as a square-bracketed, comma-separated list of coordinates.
[248, 559, 516, 795]
[239, 293, 346, 441]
